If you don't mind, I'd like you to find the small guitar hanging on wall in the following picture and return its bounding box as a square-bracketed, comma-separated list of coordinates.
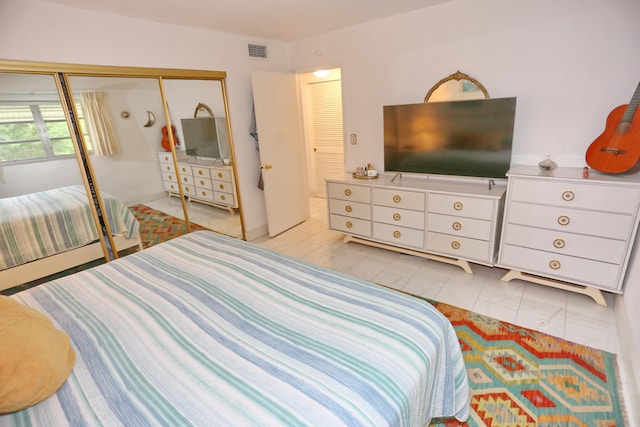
[161, 125, 179, 152]
[586, 81, 640, 173]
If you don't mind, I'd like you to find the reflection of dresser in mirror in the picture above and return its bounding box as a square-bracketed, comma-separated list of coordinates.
[157, 152, 238, 214]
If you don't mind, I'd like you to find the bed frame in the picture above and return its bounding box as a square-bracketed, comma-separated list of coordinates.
[0, 234, 142, 292]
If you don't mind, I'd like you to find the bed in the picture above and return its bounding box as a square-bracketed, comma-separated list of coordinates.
[0, 185, 141, 291]
[3, 230, 470, 426]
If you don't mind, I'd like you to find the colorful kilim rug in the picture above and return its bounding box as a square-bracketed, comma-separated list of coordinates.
[130, 204, 208, 249]
[425, 299, 626, 427]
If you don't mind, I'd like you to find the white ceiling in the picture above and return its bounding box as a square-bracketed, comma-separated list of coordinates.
[41, 0, 454, 42]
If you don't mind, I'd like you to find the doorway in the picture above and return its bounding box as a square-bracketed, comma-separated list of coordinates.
[298, 69, 345, 199]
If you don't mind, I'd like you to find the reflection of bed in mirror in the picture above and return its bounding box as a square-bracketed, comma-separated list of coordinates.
[0, 185, 142, 291]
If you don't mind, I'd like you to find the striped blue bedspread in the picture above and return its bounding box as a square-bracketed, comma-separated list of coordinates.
[5, 231, 469, 426]
[0, 185, 139, 270]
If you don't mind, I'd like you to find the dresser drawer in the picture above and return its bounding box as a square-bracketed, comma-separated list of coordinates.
[500, 244, 620, 290]
[427, 213, 492, 241]
[330, 199, 371, 220]
[194, 176, 212, 189]
[509, 178, 640, 214]
[373, 188, 425, 211]
[212, 169, 232, 182]
[157, 152, 173, 163]
[426, 232, 491, 262]
[181, 184, 197, 197]
[195, 188, 215, 202]
[503, 224, 627, 264]
[373, 205, 425, 229]
[327, 182, 371, 203]
[373, 222, 424, 249]
[507, 201, 633, 240]
[330, 214, 371, 237]
[160, 162, 176, 173]
[428, 193, 494, 220]
[212, 179, 232, 193]
[192, 167, 212, 179]
[163, 181, 179, 193]
[162, 172, 178, 183]
[214, 191, 234, 205]
[178, 164, 192, 175]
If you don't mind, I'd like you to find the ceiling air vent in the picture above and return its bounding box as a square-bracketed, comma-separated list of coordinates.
[248, 43, 268, 60]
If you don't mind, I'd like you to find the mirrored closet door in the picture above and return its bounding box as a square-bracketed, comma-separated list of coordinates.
[0, 60, 244, 291]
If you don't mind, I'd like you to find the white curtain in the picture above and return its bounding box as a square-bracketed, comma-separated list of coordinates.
[80, 92, 121, 156]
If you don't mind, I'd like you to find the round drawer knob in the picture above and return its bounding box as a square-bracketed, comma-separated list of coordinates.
[453, 201, 463, 211]
[553, 238, 565, 249]
[393, 230, 401, 238]
[393, 213, 401, 221]
[168, 175, 173, 180]
[182, 167, 188, 172]
[221, 195, 226, 200]
[199, 180, 205, 185]
[562, 191, 575, 201]
[452, 221, 462, 231]
[345, 205, 353, 213]
[183, 177, 188, 182]
[220, 184, 225, 190]
[344, 189, 352, 197]
[218, 172, 224, 178]
[549, 260, 561, 270]
[557, 215, 570, 226]
[451, 241, 461, 250]
[201, 191, 207, 197]
[199, 170, 204, 175]
[166, 166, 171, 171]
[393, 195, 402, 203]
[185, 186, 190, 192]
[346, 221, 353, 229]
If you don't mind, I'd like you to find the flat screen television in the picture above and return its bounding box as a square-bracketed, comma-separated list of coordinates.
[383, 97, 516, 179]
[181, 117, 221, 159]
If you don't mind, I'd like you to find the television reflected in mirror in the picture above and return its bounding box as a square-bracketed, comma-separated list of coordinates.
[384, 97, 516, 179]
[181, 117, 230, 159]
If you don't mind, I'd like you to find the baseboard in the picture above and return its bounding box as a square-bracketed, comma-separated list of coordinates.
[245, 223, 269, 241]
[614, 294, 640, 426]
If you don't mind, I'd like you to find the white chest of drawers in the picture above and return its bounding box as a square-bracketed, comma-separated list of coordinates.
[157, 153, 238, 213]
[327, 175, 506, 273]
[497, 165, 640, 305]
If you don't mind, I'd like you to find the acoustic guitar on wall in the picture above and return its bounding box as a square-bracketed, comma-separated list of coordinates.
[586, 81, 640, 173]
[161, 125, 179, 152]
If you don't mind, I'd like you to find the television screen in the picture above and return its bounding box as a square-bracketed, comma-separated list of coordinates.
[181, 117, 221, 159]
[383, 97, 516, 179]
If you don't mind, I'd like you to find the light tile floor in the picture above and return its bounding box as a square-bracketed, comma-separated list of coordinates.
[255, 198, 620, 352]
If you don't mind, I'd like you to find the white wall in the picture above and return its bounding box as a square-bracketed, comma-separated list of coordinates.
[0, 0, 291, 236]
[289, 0, 640, 172]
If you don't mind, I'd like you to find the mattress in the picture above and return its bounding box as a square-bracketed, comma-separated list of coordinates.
[0, 185, 139, 270]
[4, 231, 469, 426]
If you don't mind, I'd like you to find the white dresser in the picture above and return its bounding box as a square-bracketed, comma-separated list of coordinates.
[498, 165, 640, 305]
[157, 152, 238, 213]
[327, 175, 506, 273]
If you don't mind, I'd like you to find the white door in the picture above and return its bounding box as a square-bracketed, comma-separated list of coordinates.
[308, 78, 344, 197]
[252, 71, 309, 237]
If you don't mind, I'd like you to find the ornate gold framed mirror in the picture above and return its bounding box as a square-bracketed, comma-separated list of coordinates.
[424, 70, 489, 102]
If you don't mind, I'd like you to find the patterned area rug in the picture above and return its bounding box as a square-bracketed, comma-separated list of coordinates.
[130, 204, 207, 248]
[426, 299, 625, 427]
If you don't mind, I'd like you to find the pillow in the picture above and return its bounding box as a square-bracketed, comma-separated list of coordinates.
[0, 296, 76, 414]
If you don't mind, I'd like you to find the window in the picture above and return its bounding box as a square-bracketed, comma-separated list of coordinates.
[0, 101, 89, 163]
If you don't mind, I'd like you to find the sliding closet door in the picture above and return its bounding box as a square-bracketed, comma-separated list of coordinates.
[0, 71, 105, 288]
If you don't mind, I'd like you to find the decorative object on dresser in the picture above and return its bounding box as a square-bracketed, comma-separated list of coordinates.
[160, 124, 179, 151]
[327, 175, 505, 274]
[157, 152, 238, 213]
[497, 165, 640, 305]
[585, 81, 640, 173]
